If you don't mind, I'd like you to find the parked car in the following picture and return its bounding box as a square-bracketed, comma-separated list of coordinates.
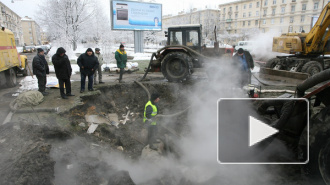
[23, 46, 34, 53]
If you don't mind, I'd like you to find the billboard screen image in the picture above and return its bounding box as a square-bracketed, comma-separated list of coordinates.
[111, 0, 162, 31]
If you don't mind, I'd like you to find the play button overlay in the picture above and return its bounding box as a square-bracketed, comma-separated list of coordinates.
[217, 98, 309, 164]
[249, 116, 278, 147]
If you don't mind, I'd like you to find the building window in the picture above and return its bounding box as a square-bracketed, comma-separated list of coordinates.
[223, 15, 225, 20]
[235, 13, 238, 18]
[243, 13, 246, 17]
[302, 4, 306, 11]
[314, 2, 319, 10]
[282, 0, 286, 3]
[289, 25, 293, 32]
[264, 0, 268, 6]
[280, 17, 284, 23]
[301, 15, 305, 22]
[271, 18, 275, 24]
[257, 2, 260, 7]
[290, 16, 294, 23]
[248, 20, 251, 26]
[273, 0, 276, 5]
[291, 5, 295, 12]
[229, 15, 232, 19]
[244, 4, 247, 9]
[229, 7, 232, 11]
[249, 12, 251, 17]
[300, 26, 303, 32]
[255, 20, 259, 25]
[249, 3, 252, 8]
[256, 11, 259, 16]
[263, 19, 266, 24]
[236, 5, 238, 11]
[281, 7, 285, 13]
[272, 8, 276, 15]
[223, 8, 226, 12]
[264, 9, 267, 15]
[243, 21, 245, 26]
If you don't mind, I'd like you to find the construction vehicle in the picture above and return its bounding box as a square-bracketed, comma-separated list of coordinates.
[266, 2, 330, 77]
[253, 69, 330, 184]
[0, 27, 28, 87]
[143, 24, 233, 82]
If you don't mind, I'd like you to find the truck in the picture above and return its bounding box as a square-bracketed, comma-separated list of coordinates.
[265, 2, 330, 77]
[143, 24, 234, 82]
[0, 27, 28, 87]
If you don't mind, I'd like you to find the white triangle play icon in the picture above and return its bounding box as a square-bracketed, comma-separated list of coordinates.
[249, 116, 278, 147]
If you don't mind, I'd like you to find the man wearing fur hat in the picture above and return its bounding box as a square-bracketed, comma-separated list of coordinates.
[32, 48, 49, 96]
[77, 48, 99, 93]
[52, 47, 74, 99]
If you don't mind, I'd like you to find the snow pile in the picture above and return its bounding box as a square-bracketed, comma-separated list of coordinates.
[132, 53, 152, 61]
[17, 76, 59, 93]
[71, 64, 80, 75]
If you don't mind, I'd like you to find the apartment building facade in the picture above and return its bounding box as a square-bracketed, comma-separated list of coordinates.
[0, 1, 24, 46]
[219, 0, 325, 44]
[162, 9, 221, 43]
[21, 16, 41, 46]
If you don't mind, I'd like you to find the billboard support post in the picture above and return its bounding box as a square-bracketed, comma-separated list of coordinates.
[134, 30, 144, 53]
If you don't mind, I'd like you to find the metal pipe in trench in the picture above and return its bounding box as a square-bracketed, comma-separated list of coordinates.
[2, 101, 59, 125]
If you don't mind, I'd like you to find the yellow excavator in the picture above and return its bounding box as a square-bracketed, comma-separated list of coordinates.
[259, 2, 330, 85]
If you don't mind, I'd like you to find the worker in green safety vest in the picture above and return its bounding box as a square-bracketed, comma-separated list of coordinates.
[143, 93, 160, 150]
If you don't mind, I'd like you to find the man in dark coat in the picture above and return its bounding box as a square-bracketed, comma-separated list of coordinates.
[233, 48, 254, 86]
[77, 48, 99, 93]
[32, 48, 49, 95]
[52, 47, 74, 99]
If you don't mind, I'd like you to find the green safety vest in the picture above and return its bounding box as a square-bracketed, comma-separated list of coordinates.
[143, 101, 158, 125]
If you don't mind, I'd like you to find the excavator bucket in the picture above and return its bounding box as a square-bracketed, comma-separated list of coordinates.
[253, 67, 309, 86]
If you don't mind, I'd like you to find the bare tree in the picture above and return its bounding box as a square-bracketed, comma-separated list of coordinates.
[38, 0, 95, 51]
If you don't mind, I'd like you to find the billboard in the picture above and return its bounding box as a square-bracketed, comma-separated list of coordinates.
[111, 0, 162, 31]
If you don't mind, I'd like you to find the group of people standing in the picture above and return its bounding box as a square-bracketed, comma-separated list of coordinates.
[32, 44, 128, 99]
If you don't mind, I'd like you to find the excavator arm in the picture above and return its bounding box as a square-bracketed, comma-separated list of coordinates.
[304, 2, 330, 54]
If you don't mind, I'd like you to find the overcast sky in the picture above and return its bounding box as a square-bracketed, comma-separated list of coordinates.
[3, 0, 236, 19]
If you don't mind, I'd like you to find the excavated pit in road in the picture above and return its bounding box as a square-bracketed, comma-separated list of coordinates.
[0, 80, 308, 185]
[0, 82, 194, 185]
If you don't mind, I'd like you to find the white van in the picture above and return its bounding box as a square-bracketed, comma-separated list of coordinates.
[235, 41, 254, 51]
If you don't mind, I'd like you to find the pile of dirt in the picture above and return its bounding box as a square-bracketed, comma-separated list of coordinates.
[67, 82, 191, 159]
[0, 122, 138, 185]
[0, 122, 70, 184]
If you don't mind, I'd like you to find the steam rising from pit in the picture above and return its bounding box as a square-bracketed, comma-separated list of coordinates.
[49, 56, 290, 184]
[248, 30, 290, 61]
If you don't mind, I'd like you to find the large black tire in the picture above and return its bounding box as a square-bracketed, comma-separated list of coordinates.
[302, 107, 330, 184]
[5, 68, 17, 87]
[161, 52, 193, 82]
[22, 60, 28, 76]
[301, 61, 322, 76]
[265, 58, 279, 69]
